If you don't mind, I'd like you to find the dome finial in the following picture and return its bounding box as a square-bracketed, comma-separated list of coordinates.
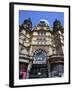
[40, 19, 50, 26]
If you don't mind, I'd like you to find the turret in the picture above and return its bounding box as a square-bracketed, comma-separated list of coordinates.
[53, 19, 63, 33]
[23, 18, 32, 31]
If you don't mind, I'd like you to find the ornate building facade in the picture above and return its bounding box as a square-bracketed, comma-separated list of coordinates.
[19, 18, 64, 79]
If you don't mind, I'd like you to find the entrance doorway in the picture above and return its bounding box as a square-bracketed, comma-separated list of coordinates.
[29, 49, 48, 79]
[29, 64, 48, 78]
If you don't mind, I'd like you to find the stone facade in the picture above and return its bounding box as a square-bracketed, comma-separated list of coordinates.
[19, 18, 64, 79]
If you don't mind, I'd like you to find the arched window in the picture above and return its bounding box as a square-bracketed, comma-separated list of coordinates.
[33, 49, 47, 64]
[37, 38, 46, 45]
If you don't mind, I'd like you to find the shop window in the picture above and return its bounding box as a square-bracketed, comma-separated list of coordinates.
[19, 62, 28, 79]
[51, 63, 64, 77]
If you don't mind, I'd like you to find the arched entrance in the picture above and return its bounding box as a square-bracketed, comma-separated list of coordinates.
[29, 49, 48, 78]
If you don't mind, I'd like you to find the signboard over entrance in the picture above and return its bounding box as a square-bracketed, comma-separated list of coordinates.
[33, 49, 47, 64]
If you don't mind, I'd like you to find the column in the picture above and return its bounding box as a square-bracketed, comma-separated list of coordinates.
[26, 61, 32, 79]
[48, 61, 51, 78]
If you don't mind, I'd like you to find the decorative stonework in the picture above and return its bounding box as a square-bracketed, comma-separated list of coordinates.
[19, 18, 64, 79]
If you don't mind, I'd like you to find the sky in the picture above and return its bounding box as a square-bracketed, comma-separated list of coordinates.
[19, 10, 64, 28]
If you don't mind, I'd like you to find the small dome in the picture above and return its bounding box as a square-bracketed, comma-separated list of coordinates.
[40, 19, 50, 26]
